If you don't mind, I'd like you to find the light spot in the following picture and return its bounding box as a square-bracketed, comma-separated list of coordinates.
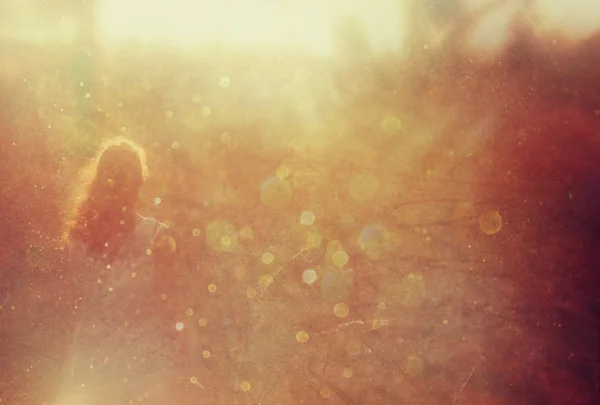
[327, 240, 343, 252]
[296, 330, 310, 343]
[192, 94, 202, 103]
[220, 132, 231, 144]
[165, 110, 174, 118]
[359, 224, 390, 259]
[342, 368, 354, 379]
[300, 211, 316, 226]
[261, 252, 274, 264]
[202, 350, 211, 359]
[146, 248, 152, 256]
[260, 177, 292, 208]
[156, 235, 177, 254]
[171, 141, 180, 150]
[198, 318, 208, 327]
[319, 387, 331, 398]
[201, 106, 212, 117]
[380, 115, 402, 133]
[240, 226, 254, 240]
[206, 220, 237, 252]
[208, 284, 217, 293]
[276, 164, 290, 179]
[154, 197, 161, 205]
[192, 228, 201, 237]
[131, 272, 137, 278]
[220, 235, 233, 247]
[378, 302, 386, 310]
[219, 76, 231, 88]
[333, 302, 350, 318]
[190, 376, 198, 384]
[259, 274, 274, 287]
[120, 126, 127, 132]
[302, 269, 318, 285]
[160, 294, 167, 300]
[246, 287, 257, 299]
[240, 381, 251, 392]
[479, 210, 503, 235]
[332, 250, 349, 267]
[185, 308, 194, 316]
[175, 322, 184, 331]
[443, 319, 448, 325]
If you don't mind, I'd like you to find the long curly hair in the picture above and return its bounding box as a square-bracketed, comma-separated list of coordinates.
[62, 138, 149, 263]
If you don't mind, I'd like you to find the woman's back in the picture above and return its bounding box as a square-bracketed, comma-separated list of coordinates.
[52, 140, 181, 405]
[67, 214, 167, 313]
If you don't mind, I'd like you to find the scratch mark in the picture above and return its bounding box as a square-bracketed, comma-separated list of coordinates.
[313, 320, 365, 335]
[452, 365, 476, 404]
[259, 248, 307, 298]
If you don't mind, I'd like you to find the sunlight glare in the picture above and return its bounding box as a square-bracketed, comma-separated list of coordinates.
[468, 1, 519, 52]
[535, 0, 600, 39]
[462, 0, 600, 47]
[98, 0, 406, 55]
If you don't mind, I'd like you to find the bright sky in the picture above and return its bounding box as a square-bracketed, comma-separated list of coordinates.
[97, 0, 407, 55]
[465, 0, 600, 43]
[0, 0, 598, 54]
[95, 0, 600, 54]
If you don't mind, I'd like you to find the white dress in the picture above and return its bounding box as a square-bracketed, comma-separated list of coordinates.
[54, 214, 180, 405]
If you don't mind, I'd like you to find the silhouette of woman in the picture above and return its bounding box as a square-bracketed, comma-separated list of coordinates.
[55, 138, 180, 405]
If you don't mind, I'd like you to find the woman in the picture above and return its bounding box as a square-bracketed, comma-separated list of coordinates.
[55, 138, 180, 405]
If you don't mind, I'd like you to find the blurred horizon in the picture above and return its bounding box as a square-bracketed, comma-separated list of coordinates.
[1, 0, 600, 51]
